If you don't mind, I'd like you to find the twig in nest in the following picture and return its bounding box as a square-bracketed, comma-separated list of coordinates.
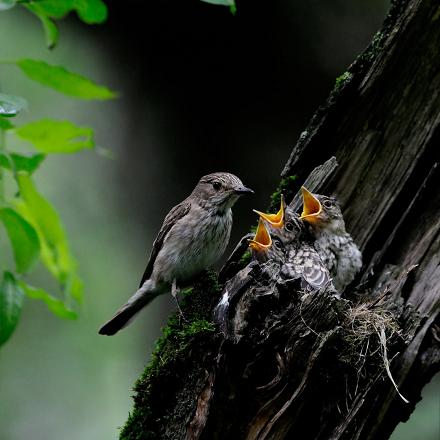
[377, 325, 409, 404]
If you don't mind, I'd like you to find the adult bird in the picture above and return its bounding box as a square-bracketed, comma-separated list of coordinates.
[99, 172, 253, 335]
[300, 187, 362, 291]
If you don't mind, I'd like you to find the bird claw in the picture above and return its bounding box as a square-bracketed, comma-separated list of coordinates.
[171, 279, 188, 323]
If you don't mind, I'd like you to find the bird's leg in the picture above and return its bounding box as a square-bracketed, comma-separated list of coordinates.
[219, 233, 254, 282]
[171, 278, 187, 322]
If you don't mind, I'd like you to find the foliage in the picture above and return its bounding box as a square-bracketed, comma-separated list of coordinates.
[1, 0, 108, 49]
[199, 0, 236, 15]
[0, 0, 115, 347]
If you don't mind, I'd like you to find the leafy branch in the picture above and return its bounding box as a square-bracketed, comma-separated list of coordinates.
[0, 0, 116, 347]
[198, 0, 236, 15]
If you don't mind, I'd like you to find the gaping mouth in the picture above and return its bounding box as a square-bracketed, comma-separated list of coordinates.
[249, 218, 272, 252]
[300, 186, 322, 223]
[253, 194, 285, 228]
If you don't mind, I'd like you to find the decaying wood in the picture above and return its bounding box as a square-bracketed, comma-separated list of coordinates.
[120, 1, 440, 439]
[288, 156, 338, 213]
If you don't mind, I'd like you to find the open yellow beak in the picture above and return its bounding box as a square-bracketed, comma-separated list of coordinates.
[300, 186, 322, 224]
[253, 194, 285, 228]
[249, 218, 272, 252]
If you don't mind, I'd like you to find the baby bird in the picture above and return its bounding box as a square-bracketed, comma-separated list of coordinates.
[215, 200, 334, 339]
[252, 198, 332, 292]
[300, 187, 362, 291]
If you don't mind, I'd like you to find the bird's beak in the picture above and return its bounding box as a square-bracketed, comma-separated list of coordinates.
[235, 185, 254, 195]
[253, 194, 285, 228]
[249, 218, 272, 252]
[300, 186, 322, 224]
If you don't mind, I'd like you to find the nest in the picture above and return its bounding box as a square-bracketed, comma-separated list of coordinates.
[341, 300, 408, 403]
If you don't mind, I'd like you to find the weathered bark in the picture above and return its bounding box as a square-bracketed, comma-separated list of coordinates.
[120, 1, 440, 439]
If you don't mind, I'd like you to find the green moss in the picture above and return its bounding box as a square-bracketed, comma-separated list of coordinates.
[239, 249, 251, 266]
[269, 175, 297, 212]
[120, 270, 220, 440]
[333, 71, 353, 91]
[357, 31, 384, 65]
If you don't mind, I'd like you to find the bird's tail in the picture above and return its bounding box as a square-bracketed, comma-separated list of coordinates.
[99, 281, 160, 335]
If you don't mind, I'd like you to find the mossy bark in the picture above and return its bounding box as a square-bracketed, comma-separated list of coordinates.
[121, 0, 440, 438]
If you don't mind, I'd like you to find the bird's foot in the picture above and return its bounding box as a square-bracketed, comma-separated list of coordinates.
[171, 279, 188, 323]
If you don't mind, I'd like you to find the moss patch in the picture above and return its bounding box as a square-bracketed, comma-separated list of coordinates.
[333, 71, 353, 92]
[269, 175, 297, 212]
[120, 270, 221, 440]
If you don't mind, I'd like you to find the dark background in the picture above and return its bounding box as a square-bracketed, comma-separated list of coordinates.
[97, 0, 389, 241]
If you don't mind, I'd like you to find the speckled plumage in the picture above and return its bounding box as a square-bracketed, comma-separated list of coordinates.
[273, 212, 333, 291]
[301, 192, 362, 292]
[99, 172, 252, 335]
[252, 210, 334, 292]
[281, 244, 332, 291]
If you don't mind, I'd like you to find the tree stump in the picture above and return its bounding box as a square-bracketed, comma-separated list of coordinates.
[120, 0, 440, 438]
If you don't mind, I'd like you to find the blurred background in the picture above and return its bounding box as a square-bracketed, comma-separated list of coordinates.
[0, 0, 438, 439]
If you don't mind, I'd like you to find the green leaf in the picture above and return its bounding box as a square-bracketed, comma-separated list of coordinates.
[25, 0, 108, 24]
[75, 0, 108, 24]
[19, 281, 78, 320]
[64, 272, 83, 303]
[25, 4, 59, 49]
[0, 117, 14, 130]
[199, 0, 235, 7]
[0, 93, 27, 117]
[16, 59, 117, 100]
[13, 173, 83, 302]
[0, 0, 16, 11]
[24, 0, 71, 18]
[0, 152, 45, 174]
[14, 119, 94, 153]
[0, 272, 24, 346]
[0, 207, 40, 273]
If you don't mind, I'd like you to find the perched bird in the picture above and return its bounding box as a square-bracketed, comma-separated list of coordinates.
[99, 172, 253, 335]
[300, 186, 362, 291]
[252, 202, 332, 291]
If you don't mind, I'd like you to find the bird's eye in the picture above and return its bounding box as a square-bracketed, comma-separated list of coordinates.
[285, 222, 293, 232]
[212, 182, 222, 191]
[323, 200, 332, 208]
[274, 239, 283, 249]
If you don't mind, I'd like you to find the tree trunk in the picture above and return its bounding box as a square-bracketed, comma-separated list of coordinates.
[120, 0, 440, 438]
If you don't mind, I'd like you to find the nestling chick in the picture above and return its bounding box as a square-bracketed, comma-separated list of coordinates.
[252, 200, 333, 292]
[300, 187, 362, 291]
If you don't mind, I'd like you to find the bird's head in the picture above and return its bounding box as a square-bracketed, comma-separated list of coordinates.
[193, 172, 253, 211]
[300, 187, 345, 232]
[253, 195, 285, 229]
[249, 218, 287, 262]
[253, 195, 307, 243]
[249, 218, 272, 254]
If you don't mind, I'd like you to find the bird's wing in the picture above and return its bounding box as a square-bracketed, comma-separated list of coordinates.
[139, 200, 192, 287]
[295, 245, 330, 290]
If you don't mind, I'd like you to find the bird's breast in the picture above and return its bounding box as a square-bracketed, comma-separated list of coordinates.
[155, 208, 233, 284]
[315, 231, 362, 291]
